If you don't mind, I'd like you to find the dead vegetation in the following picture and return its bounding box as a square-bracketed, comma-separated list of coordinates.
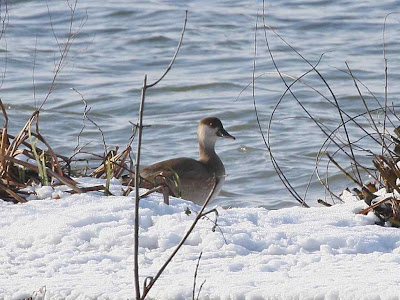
[355, 146, 400, 227]
[0, 0, 139, 203]
[251, 2, 400, 226]
[0, 104, 76, 202]
[0, 101, 119, 202]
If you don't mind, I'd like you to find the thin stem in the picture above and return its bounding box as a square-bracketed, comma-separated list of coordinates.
[133, 11, 188, 299]
[192, 251, 203, 300]
[141, 179, 218, 299]
[134, 75, 147, 299]
[146, 10, 187, 88]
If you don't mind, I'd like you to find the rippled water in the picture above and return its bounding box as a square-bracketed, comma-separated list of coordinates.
[2, 0, 400, 208]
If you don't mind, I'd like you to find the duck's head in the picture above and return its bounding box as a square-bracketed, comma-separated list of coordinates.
[197, 117, 235, 148]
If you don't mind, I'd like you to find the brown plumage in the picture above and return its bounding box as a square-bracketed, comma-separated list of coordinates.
[140, 117, 235, 205]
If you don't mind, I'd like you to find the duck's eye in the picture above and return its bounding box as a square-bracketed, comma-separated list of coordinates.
[209, 122, 213, 126]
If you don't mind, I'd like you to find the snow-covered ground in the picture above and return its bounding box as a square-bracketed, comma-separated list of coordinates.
[1, 178, 400, 300]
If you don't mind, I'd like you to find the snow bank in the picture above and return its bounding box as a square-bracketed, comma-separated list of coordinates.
[1, 178, 399, 299]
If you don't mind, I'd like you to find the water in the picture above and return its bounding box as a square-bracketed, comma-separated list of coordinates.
[2, 0, 400, 209]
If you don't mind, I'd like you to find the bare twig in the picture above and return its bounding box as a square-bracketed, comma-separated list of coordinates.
[252, 9, 310, 207]
[317, 199, 332, 207]
[72, 87, 107, 157]
[262, 0, 362, 183]
[196, 279, 206, 300]
[39, 0, 87, 110]
[200, 213, 227, 244]
[0, 182, 26, 203]
[345, 62, 394, 167]
[141, 179, 218, 299]
[326, 152, 363, 187]
[133, 75, 147, 299]
[0, 0, 9, 89]
[382, 13, 395, 156]
[192, 251, 204, 300]
[133, 11, 188, 299]
[358, 196, 393, 215]
[33, 34, 38, 108]
[5, 155, 82, 193]
[146, 11, 188, 88]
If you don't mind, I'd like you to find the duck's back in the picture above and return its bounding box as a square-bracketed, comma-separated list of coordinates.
[140, 158, 220, 205]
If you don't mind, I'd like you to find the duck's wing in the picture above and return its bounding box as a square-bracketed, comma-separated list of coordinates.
[140, 158, 213, 198]
[140, 158, 208, 182]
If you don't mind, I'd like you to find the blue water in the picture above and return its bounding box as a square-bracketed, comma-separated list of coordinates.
[2, 0, 399, 208]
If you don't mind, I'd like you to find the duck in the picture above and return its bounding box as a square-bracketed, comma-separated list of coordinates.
[139, 117, 235, 206]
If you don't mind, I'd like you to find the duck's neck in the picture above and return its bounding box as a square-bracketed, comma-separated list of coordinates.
[199, 139, 217, 163]
[198, 139, 225, 177]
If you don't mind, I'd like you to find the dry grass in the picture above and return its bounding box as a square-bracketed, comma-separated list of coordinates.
[0, 100, 137, 202]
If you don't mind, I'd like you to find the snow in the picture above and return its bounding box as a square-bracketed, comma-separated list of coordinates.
[1, 178, 400, 299]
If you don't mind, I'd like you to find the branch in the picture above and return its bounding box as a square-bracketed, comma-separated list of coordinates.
[141, 179, 219, 299]
[133, 10, 188, 299]
[146, 10, 188, 88]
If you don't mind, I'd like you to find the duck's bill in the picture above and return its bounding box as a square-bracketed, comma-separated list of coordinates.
[217, 128, 235, 140]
